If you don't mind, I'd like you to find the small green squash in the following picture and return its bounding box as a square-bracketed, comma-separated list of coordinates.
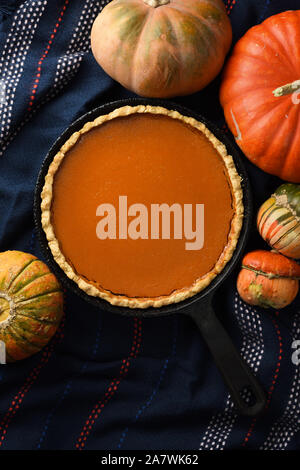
[0, 251, 63, 362]
[257, 184, 300, 259]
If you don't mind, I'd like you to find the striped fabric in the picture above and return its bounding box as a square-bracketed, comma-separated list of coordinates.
[0, 0, 299, 450]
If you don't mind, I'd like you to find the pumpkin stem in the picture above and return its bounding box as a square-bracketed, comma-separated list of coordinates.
[273, 79, 300, 97]
[242, 265, 300, 280]
[143, 0, 170, 7]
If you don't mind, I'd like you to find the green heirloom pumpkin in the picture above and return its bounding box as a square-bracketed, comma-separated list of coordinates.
[0, 251, 63, 362]
[257, 184, 300, 259]
[91, 0, 232, 98]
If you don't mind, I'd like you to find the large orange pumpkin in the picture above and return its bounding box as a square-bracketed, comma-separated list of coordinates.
[220, 10, 300, 183]
[91, 0, 232, 98]
[0, 251, 63, 362]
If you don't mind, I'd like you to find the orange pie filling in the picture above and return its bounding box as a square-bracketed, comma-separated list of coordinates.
[41, 106, 243, 308]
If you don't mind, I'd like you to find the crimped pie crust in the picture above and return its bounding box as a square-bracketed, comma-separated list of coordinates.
[41, 105, 244, 309]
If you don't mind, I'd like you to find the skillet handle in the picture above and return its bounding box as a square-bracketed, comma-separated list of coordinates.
[188, 301, 266, 417]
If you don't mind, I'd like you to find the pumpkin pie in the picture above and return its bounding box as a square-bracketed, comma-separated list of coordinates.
[41, 105, 243, 308]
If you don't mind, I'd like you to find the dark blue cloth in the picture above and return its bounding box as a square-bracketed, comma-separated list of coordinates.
[0, 0, 299, 451]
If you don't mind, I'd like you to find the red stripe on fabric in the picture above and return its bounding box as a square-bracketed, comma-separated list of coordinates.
[242, 314, 282, 447]
[0, 315, 65, 447]
[27, 0, 70, 112]
[226, 0, 237, 15]
[75, 318, 143, 450]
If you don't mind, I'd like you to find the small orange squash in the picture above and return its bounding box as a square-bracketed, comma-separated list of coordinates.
[0, 251, 63, 362]
[220, 10, 300, 182]
[91, 0, 232, 98]
[237, 250, 300, 309]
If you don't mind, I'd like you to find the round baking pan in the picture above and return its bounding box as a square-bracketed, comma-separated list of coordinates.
[34, 98, 266, 416]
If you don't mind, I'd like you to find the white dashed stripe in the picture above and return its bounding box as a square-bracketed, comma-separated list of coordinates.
[53, 0, 104, 90]
[0, 0, 109, 156]
[0, 0, 48, 143]
[199, 294, 264, 450]
[261, 312, 300, 450]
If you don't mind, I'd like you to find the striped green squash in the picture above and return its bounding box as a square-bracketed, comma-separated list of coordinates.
[257, 184, 300, 259]
[0, 251, 63, 362]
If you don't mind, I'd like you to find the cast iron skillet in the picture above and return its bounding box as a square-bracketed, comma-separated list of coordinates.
[34, 98, 266, 417]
